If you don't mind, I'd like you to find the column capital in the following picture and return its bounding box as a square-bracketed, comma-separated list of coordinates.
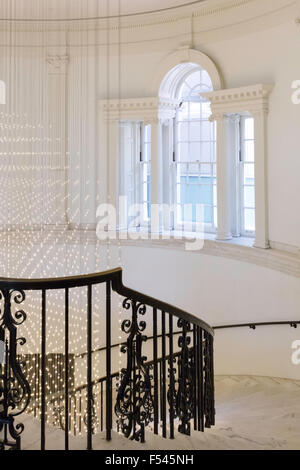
[224, 113, 241, 123]
[209, 112, 225, 122]
[46, 55, 69, 75]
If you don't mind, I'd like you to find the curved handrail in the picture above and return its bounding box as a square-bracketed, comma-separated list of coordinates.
[0, 268, 122, 290]
[0, 267, 214, 337]
[75, 319, 299, 359]
[2, 267, 295, 337]
[111, 269, 214, 336]
[214, 321, 300, 330]
[1, 267, 215, 448]
[45, 318, 300, 403]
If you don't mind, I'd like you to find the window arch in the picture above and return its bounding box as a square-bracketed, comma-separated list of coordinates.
[171, 66, 217, 232]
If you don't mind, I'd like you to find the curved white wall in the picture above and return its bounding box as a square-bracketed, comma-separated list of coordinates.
[108, 244, 300, 380]
[0, 0, 299, 379]
[0, 0, 299, 248]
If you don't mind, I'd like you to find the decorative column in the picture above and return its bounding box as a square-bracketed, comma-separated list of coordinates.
[252, 108, 269, 249]
[162, 118, 175, 232]
[212, 113, 233, 240]
[229, 114, 241, 238]
[150, 118, 163, 234]
[46, 54, 69, 227]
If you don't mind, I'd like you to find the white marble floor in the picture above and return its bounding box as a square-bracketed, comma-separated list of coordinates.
[17, 375, 300, 450]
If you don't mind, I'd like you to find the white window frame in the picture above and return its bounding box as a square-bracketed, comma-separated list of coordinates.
[171, 70, 217, 234]
[201, 84, 273, 248]
[239, 115, 255, 238]
[138, 122, 151, 227]
[120, 120, 151, 230]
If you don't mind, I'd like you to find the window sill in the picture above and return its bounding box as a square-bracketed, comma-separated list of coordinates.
[115, 229, 300, 278]
[118, 227, 254, 248]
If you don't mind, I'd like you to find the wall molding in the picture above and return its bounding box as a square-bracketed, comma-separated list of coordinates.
[0, 228, 298, 277]
[0, 0, 296, 37]
[99, 97, 180, 122]
[201, 84, 274, 116]
[0, 1, 257, 32]
[113, 236, 300, 278]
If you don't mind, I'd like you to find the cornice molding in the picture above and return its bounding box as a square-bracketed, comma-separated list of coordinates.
[0, 0, 254, 32]
[99, 97, 180, 122]
[0, 0, 295, 34]
[202, 84, 274, 117]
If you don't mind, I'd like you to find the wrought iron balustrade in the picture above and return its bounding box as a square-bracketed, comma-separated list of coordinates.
[0, 268, 215, 450]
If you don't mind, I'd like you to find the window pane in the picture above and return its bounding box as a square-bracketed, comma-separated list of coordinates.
[213, 185, 217, 204]
[244, 186, 255, 208]
[200, 142, 213, 162]
[200, 163, 211, 177]
[177, 162, 188, 176]
[178, 143, 189, 162]
[189, 163, 200, 174]
[189, 121, 201, 142]
[244, 163, 255, 184]
[178, 122, 189, 141]
[186, 71, 201, 89]
[189, 102, 201, 119]
[200, 120, 214, 142]
[190, 142, 201, 162]
[201, 101, 212, 118]
[244, 209, 255, 232]
[176, 67, 215, 231]
[214, 207, 218, 227]
[245, 118, 254, 139]
[245, 140, 254, 162]
[199, 184, 213, 205]
[204, 205, 213, 224]
[144, 143, 151, 162]
[144, 124, 151, 142]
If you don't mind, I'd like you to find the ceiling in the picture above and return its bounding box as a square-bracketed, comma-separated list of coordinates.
[0, 0, 205, 20]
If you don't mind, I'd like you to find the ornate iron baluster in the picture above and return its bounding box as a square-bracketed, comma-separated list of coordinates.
[0, 289, 31, 450]
[84, 391, 97, 435]
[115, 299, 153, 442]
[176, 319, 195, 436]
[203, 331, 215, 428]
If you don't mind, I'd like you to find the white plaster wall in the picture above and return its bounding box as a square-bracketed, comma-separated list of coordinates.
[1, 0, 299, 245]
[95, 15, 300, 248]
[0, 0, 299, 380]
[114, 245, 300, 380]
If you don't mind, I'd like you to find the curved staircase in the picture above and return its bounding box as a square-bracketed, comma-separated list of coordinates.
[0, 268, 215, 450]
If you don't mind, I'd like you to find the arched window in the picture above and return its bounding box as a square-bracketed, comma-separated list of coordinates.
[173, 67, 217, 232]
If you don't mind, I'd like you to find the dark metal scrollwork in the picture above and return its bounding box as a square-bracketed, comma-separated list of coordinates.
[83, 393, 98, 434]
[203, 331, 215, 428]
[0, 289, 31, 450]
[176, 319, 195, 436]
[167, 355, 178, 419]
[115, 299, 154, 442]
